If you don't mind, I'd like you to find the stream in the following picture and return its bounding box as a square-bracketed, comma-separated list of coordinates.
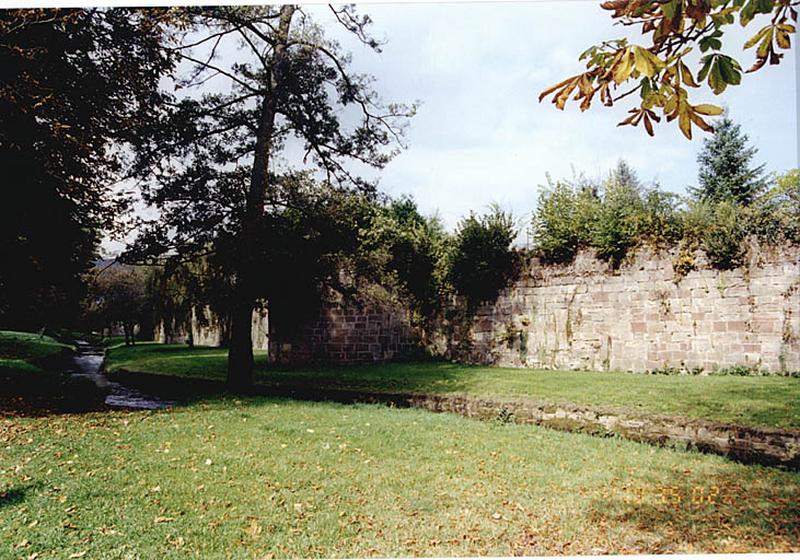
[67, 341, 176, 410]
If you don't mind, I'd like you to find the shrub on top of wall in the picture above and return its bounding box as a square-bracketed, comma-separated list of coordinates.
[531, 180, 598, 264]
[531, 164, 800, 274]
[448, 205, 520, 311]
[532, 161, 681, 268]
[701, 200, 748, 270]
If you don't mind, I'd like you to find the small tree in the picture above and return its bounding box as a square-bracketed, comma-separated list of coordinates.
[749, 168, 800, 243]
[532, 180, 599, 263]
[449, 206, 519, 311]
[593, 172, 645, 267]
[692, 113, 767, 205]
[359, 196, 449, 320]
[702, 200, 748, 269]
[86, 266, 150, 345]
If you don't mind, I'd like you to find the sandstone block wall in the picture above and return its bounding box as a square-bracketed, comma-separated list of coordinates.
[268, 302, 420, 365]
[463, 243, 799, 373]
[154, 306, 269, 351]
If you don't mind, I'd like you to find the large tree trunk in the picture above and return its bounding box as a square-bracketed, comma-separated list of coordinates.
[226, 4, 295, 391]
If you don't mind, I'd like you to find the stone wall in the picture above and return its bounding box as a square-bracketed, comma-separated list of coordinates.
[151, 243, 799, 373]
[268, 298, 421, 365]
[154, 306, 269, 351]
[460, 243, 799, 373]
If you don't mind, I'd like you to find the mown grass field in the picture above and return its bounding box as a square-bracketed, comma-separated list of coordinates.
[2, 396, 799, 558]
[106, 343, 800, 430]
[0, 331, 73, 375]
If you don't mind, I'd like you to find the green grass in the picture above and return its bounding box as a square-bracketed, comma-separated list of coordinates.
[106, 343, 800, 430]
[99, 336, 133, 349]
[1, 397, 798, 558]
[0, 331, 72, 366]
[0, 330, 73, 378]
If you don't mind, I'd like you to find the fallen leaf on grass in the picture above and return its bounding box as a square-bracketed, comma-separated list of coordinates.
[14, 539, 30, 549]
[154, 516, 175, 524]
[244, 518, 262, 538]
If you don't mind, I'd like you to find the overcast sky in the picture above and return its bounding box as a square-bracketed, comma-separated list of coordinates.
[102, 1, 798, 254]
[307, 1, 797, 230]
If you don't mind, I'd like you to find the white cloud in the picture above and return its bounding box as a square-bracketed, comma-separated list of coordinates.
[103, 2, 797, 254]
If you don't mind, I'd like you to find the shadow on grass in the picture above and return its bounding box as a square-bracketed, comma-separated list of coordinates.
[578, 471, 800, 553]
[256, 360, 478, 394]
[0, 483, 41, 510]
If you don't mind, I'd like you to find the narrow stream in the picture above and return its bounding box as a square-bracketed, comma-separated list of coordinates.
[67, 342, 176, 410]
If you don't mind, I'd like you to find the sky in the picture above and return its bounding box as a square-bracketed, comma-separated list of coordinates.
[306, 1, 798, 231]
[101, 1, 798, 254]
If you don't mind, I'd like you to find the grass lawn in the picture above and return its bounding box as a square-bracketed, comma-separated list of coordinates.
[99, 335, 128, 349]
[106, 344, 800, 430]
[1, 396, 798, 558]
[0, 331, 73, 375]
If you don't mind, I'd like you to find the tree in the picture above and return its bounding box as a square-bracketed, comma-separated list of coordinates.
[0, 8, 175, 331]
[129, 6, 415, 390]
[449, 206, 519, 311]
[532, 162, 680, 264]
[540, 0, 797, 139]
[593, 165, 646, 266]
[531, 180, 599, 263]
[359, 197, 449, 321]
[145, 254, 223, 347]
[692, 113, 766, 205]
[85, 265, 151, 345]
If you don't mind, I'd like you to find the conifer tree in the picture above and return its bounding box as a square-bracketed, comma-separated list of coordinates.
[693, 113, 766, 206]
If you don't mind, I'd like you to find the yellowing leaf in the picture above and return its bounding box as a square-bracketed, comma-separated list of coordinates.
[744, 26, 772, 50]
[680, 62, 699, 87]
[679, 110, 692, 139]
[694, 104, 723, 116]
[632, 47, 665, 78]
[612, 50, 635, 84]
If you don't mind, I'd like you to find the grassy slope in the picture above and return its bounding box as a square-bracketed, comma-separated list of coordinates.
[0, 330, 72, 375]
[106, 344, 800, 430]
[1, 397, 797, 558]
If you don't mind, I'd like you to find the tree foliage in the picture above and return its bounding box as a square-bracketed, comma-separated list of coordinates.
[0, 8, 175, 330]
[84, 265, 152, 344]
[127, 5, 415, 388]
[533, 159, 797, 275]
[692, 113, 767, 205]
[533, 161, 681, 266]
[531, 180, 599, 264]
[540, 0, 797, 139]
[449, 206, 519, 311]
[358, 197, 449, 321]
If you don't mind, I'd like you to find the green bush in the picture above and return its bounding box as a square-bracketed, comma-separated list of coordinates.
[750, 169, 800, 244]
[534, 164, 799, 276]
[532, 163, 680, 267]
[531, 181, 598, 264]
[592, 179, 644, 267]
[359, 196, 449, 319]
[702, 200, 747, 270]
[449, 205, 519, 311]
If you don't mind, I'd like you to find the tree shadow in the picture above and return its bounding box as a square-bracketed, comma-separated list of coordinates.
[581, 468, 800, 553]
[0, 483, 40, 510]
